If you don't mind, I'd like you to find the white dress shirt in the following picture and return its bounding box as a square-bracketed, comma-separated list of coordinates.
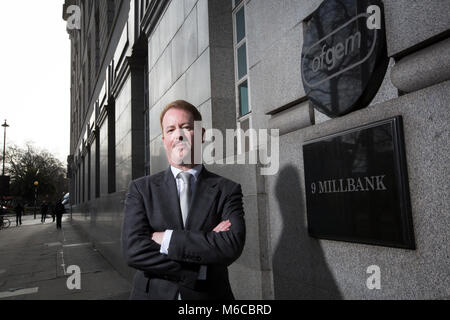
[160, 164, 207, 280]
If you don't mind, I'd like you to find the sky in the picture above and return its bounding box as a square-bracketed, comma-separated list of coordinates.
[0, 0, 70, 163]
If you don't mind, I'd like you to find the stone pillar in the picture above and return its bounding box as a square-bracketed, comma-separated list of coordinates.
[128, 54, 146, 180]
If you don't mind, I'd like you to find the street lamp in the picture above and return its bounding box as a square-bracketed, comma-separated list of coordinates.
[34, 181, 39, 219]
[1, 120, 9, 213]
[2, 120, 9, 176]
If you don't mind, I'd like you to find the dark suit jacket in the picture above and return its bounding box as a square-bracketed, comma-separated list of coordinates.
[121, 166, 246, 300]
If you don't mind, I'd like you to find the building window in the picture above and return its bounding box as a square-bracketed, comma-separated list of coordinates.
[233, 0, 250, 118]
[238, 80, 249, 115]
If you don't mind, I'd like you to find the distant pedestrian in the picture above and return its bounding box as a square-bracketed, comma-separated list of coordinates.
[50, 202, 56, 222]
[55, 200, 65, 229]
[14, 203, 24, 226]
[40, 201, 49, 223]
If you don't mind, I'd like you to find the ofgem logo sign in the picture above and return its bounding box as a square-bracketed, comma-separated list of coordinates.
[302, 13, 377, 88]
[301, 0, 388, 118]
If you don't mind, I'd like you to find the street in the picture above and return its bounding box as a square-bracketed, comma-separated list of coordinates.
[0, 214, 131, 300]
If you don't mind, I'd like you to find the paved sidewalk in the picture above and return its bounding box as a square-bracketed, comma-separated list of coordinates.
[0, 215, 131, 300]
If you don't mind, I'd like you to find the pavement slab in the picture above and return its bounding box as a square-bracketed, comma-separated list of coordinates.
[0, 215, 131, 300]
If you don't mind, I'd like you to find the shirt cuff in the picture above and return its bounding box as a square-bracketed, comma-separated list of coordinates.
[160, 230, 173, 255]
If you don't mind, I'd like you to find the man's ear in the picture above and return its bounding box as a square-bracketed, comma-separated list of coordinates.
[161, 133, 167, 149]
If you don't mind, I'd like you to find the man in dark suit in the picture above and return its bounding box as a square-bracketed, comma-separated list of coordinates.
[122, 100, 246, 300]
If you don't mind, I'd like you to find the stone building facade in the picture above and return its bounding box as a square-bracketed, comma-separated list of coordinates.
[64, 0, 449, 299]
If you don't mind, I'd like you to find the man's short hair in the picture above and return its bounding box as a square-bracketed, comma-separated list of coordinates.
[160, 100, 202, 132]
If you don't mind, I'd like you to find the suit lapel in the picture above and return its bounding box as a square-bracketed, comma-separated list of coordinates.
[156, 167, 184, 229]
[185, 166, 219, 230]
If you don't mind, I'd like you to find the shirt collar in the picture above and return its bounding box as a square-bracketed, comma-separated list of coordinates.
[170, 164, 203, 182]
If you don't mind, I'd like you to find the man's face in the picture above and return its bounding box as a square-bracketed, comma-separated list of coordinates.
[162, 108, 202, 168]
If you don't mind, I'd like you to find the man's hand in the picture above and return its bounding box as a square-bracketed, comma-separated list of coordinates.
[152, 232, 165, 245]
[213, 220, 231, 233]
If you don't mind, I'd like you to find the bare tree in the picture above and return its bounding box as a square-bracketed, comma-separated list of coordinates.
[4, 143, 68, 204]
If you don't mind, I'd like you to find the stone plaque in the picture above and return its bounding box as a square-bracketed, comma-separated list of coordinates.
[303, 117, 415, 249]
[302, 0, 389, 117]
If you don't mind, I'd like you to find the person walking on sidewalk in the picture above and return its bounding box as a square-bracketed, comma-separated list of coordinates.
[40, 201, 49, 223]
[14, 202, 24, 226]
[55, 199, 65, 229]
[50, 201, 56, 223]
